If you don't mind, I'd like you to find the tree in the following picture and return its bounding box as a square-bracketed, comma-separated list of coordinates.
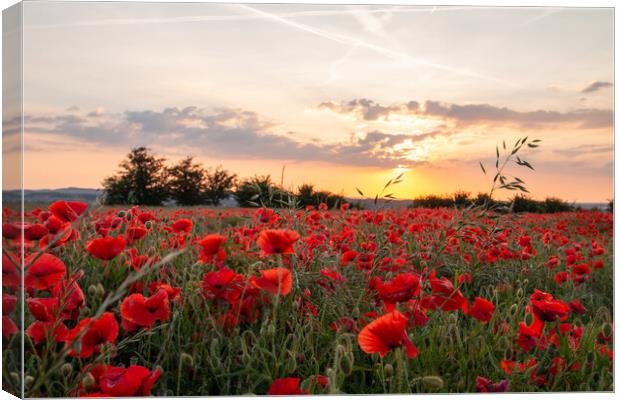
[205, 166, 237, 206]
[102, 147, 168, 205]
[167, 157, 208, 206]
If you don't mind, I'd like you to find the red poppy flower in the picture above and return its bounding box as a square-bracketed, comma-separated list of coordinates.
[267, 378, 308, 395]
[24, 253, 67, 290]
[138, 212, 157, 224]
[48, 200, 89, 222]
[24, 223, 48, 241]
[2, 223, 21, 240]
[27, 297, 59, 321]
[148, 282, 181, 301]
[171, 218, 193, 234]
[99, 365, 161, 396]
[554, 271, 568, 284]
[571, 263, 590, 283]
[470, 297, 495, 323]
[3, 293, 16, 315]
[65, 312, 119, 358]
[2, 316, 18, 339]
[26, 320, 69, 344]
[516, 322, 546, 352]
[120, 289, 170, 331]
[568, 299, 587, 315]
[44, 214, 67, 234]
[476, 376, 509, 392]
[126, 227, 147, 245]
[319, 268, 343, 282]
[256, 229, 300, 256]
[86, 236, 127, 261]
[404, 300, 430, 327]
[2, 252, 20, 289]
[51, 275, 86, 320]
[531, 299, 569, 322]
[376, 273, 420, 311]
[357, 310, 419, 358]
[250, 268, 293, 295]
[197, 234, 227, 262]
[420, 276, 468, 314]
[202, 268, 245, 302]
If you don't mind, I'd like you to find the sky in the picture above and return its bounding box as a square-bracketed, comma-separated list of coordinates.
[4, 2, 614, 202]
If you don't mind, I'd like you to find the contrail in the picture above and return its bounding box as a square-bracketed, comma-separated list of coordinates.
[237, 4, 516, 87]
[521, 8, 562, 26]
[23, 5, 487, 30]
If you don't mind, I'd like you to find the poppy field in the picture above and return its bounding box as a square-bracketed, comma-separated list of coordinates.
[2, 200, 614, 396]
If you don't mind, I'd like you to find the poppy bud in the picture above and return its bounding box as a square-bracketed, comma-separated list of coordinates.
[125, 212, 132, 221]
[82, 373, 96, 391]
[96, 283, 105, 297]
[509, 304, 518, 315]
[145, 221, 152, 229]
[61, 363, 73, 376]
[524, 313, 534, 326]
[266, 324, 276, 337]
[516, 288, 523, 298]
[117, 210, 126, 218]
[24, 375, 34, 388]
[326, 367, 337, 388]
[242, 330, 257, 345]
[181, 353, 193, 366]
[352, 307, 360, 318]
[421, 376, 444, 390]
[384, 364, 394, 377]
[210, 338, 219, 355]
[9, 372, 19, 384]
[522, 279, 529, 287]
[339, 353, 354, 376]
[87, 285, 98, 297]
[155, 365, 164, 375]
[602, 322, 612, 338]
[284, 351, 297, 374]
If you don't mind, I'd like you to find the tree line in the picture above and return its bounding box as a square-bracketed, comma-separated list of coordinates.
[102, 147, 349, 208]
[408, 191, 603, 213]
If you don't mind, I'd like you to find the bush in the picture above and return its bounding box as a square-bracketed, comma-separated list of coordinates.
[543, 197, 574, 213]
[234, 175, 294, 208]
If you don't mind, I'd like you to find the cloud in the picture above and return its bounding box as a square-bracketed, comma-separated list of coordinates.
[580, 81, 613, 93]
[318, 98, 613, 129]
[552, 144, 613, 157]
[21, 106, 447, 168]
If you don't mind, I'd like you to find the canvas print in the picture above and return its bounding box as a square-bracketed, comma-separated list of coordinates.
[1, 2, 614, 397]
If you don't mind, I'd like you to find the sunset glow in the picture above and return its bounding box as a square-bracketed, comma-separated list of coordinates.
[7, 3, 613, 202]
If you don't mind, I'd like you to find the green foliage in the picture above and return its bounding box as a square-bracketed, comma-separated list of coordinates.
[296, 184, 345, 209]
[102, 147, 169, 206]
[205, 166, 237, 206]
[234, 175, 293, 208]
[166, 157, 208, 206]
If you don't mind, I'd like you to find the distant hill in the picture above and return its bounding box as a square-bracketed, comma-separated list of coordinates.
[3, 187, 102, 204]
[1, 187, 608, 211]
